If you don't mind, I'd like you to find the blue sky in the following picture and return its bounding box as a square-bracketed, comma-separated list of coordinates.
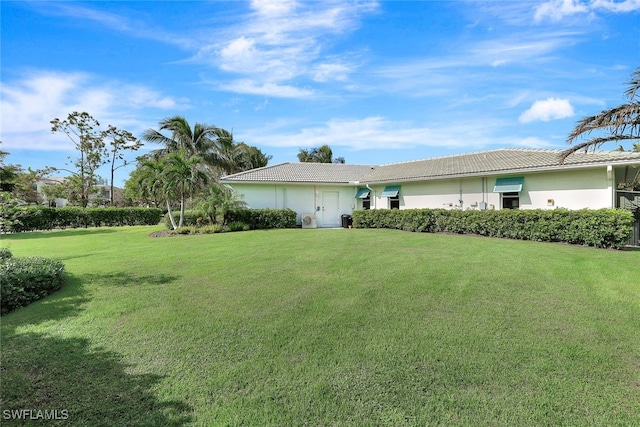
[1, 0, 639, 186]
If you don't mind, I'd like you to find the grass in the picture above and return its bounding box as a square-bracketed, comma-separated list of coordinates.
[1, 226, 639, 426]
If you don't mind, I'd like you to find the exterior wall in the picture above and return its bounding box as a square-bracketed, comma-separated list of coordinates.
[230, 183, 357, 227]
[367, 166, 613, 211]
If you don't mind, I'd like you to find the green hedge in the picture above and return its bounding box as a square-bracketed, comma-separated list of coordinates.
[1, 250, 65, 315]
[352, 208, 634, 249]
[165, 208, 297, 230]
[0, 207, 163, 233]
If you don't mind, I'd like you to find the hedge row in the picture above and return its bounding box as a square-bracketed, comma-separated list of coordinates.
[0, 249, 65, 315]
[164, 208, 297, 230]
[352, 208, 634, 249]
[1, 207, 163, 232]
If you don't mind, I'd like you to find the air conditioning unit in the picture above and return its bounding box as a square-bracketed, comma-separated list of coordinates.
[301, 213, 317, 229]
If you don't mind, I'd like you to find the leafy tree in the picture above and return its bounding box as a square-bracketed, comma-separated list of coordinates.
[297, 145, 345, 163]
[0, 147, 20, 193]
[50, 112, 107, 207]
[240, 143, 272, 170]
[102, 125, 143, 205]
[561, 67, 640, 162]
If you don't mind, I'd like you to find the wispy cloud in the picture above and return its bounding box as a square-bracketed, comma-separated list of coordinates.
[519, 98, 575, 123]
[195, 0, 378, 97]
[0, 71, 186, 151]
[240, 116, 557, 153]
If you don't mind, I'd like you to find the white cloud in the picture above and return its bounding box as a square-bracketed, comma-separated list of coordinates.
[240, 116, 522, 152]
[221, 79, 315, 98]
[534, 0, 640, 23]
[0, 71, 186, 151]
[519, 98, 575, 123]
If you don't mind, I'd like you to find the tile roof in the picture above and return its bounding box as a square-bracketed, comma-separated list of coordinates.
[361, 149, 640, 183]
[221, 162, 375, 183]
[221, 149, 640, 185]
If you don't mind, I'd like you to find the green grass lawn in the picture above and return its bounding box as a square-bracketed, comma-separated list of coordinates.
[1, 226, 639, 426]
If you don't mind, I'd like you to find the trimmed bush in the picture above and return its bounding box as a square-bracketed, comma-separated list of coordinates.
[166, 208, 297, 230]
[0, 207, 163, 232]
[1, 256, 65, 315]
[228, 208, 297, 229]
[352, 208, 634, 249]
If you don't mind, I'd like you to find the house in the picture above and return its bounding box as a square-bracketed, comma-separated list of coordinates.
[221, 148, 640, 240]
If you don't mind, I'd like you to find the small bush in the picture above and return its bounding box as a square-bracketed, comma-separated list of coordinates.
[0, 248, 12, 260]
[1, 256, 65, 315]
[226, 221, 249, 232]
[200, 225, 223, 234]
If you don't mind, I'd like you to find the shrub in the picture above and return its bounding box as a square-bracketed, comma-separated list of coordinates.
[227, 208, 297, 229]
[352, 208, 634, 249]
[1, 256, 65, 315]
[0, 248, 13, 260]
[226, 221, 249, 232]
[200, 224, 223, 234]
[0, 207, 162, 232]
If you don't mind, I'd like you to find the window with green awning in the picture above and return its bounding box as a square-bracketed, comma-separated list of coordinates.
[493, 177, 524, 193]
[381, 185, 401, 197]
[355, 188, 370, 199]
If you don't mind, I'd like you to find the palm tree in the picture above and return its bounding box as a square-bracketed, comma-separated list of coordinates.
[561, 67, 640, 163]
[142, 116, 219, 163]
[297, 144, 345, 163]
[162, 150, 209, 229]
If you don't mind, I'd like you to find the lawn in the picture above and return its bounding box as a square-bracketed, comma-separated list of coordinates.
[1, 226, 639, 426]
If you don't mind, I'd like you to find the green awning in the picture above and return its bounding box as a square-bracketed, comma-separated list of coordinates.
[381, 185, 401, 197]
[493, 177, 524, 193]
[355, 188, 370, 199]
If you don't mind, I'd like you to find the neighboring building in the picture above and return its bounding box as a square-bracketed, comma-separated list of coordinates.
[35, 178, 124, 207]
[221, 149, 640, 240]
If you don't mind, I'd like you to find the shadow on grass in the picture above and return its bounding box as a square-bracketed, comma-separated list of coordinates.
[80, 272, 181, 288]
[1, 271, 191, 425]
[1, 228, 119, 240]
[0, 333, 193, 426]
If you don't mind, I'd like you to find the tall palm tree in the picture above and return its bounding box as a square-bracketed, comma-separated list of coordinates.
[162, 150, 209, 229]
[142, 116, 220, 163]
[561, 67, 640, 163]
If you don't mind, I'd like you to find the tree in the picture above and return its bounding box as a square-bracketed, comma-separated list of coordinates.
[0, 147, 20, 193]
[102, 125, 142, 205]
[561, 67, 640, 163]
[162, 150, 209, 229]
[50, 112, 107, 207]
[141, 115, 219, 162]
[209, 129, 272, 175]
[297, 145, 344, 163]
[138, 150, 209, 229]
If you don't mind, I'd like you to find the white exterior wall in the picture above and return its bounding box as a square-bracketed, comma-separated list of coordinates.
[231, 183, 357, 227]
[367, 166, 613, 211]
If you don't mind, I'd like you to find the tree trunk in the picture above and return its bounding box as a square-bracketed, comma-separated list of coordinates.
[166, 199, 177, 230]
[178, 194, 185, 228]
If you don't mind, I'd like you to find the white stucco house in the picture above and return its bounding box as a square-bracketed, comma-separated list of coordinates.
[221, 148, 640, 241]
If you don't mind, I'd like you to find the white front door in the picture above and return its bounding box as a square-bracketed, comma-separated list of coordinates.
[321, 191, 340, 227]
